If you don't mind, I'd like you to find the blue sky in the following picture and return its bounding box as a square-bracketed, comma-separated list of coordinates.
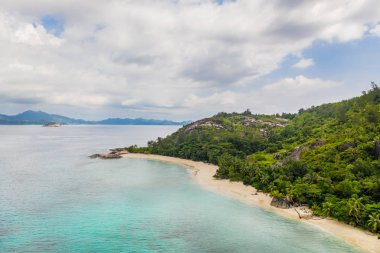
[40, 15, 64, 36]
[258, 37, 380, 94]
[0, 0, 379, 120]
[305, 38, 380, 88]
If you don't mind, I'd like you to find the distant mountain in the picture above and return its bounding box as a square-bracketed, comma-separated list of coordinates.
[0, 110, 90, 125]
[0, 110, 189, 125]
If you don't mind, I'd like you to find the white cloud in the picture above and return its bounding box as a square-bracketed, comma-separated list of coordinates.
[0, 0, 379, 119]
[9, 61, 58, 76]
[13, 23, 61, 46]
[370, 24, 380, 36]
[250, 76, 350, 113]
[121, 98, 141, 107]
[292, 58, 315, 69]
[183, 91, 238, 108]
[0, 12, 62, 47]
[178, 76, 345, 116]
[48, 94, 109, 107]
[262, 76, 337, 94]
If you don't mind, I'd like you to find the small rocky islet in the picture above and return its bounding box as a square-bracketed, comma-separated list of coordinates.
[89, 148, 128, 159]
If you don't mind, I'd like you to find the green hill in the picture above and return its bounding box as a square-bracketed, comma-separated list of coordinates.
[127, 84, 380, 234]
[136, 111, 288, 164]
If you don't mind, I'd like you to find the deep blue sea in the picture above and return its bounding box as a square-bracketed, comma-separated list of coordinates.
[0, 125, 361, 252]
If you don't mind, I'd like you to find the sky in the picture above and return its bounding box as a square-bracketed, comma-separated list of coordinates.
[0, 0, 379, 120]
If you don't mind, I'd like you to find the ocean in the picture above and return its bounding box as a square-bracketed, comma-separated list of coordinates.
[0, 125, 360, 252]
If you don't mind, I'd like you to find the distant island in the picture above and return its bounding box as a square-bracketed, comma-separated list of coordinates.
[43, 122, 62, 127]
[0, 110, 190, 126]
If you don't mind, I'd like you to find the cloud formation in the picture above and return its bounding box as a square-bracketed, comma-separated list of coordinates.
[181, 76, 345, 115]
[0, 0, 379, 119]
[370, 24, 380, 36]
[292, 58, 315, 69]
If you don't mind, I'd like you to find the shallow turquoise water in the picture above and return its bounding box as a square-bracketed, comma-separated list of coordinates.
[0, 126, 361, 252]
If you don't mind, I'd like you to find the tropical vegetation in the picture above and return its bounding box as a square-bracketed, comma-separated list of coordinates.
[127, 83, 380, 234]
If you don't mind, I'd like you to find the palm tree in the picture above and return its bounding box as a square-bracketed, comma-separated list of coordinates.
[367, 213, 380, 233]
[347, 196, 364, 224]
[285, 187, 295, 204]
[304, 172, 319, 184]
[257, 171, 269, 185]
[322, 202, 333, 217]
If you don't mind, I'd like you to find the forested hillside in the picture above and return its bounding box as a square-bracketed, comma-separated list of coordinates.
[127, 84, 380, 235]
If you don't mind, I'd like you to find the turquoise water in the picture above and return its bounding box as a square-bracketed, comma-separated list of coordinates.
[0, 126, 361, 252]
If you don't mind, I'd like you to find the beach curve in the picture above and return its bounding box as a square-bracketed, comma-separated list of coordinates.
[124, 153, 380, 253]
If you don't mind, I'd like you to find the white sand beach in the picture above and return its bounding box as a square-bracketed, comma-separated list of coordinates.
[124, 153, 380, 253]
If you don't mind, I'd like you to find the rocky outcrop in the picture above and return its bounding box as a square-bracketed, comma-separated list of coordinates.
[275, 146, 305, 166]
[109, 148, 125, 152]
[310, 140, 324, 150]
[340, 142, 356, 151]
[270, 197, 314, 218]
[184, 121, 224, 132]
[293, 205, 313, 219]
[375, 141, 380, 159]
[270, 197, 292, 209]
[109, 148, 129, 155]
[89, 153, 122, 159]
[259, 128, 271, 137]
[275, 141, 324, 167]
[89, 148, 129, 159]
[289, 146, 304, 161]
[241, 116, 288, 128]
[43, 122, 62, 127]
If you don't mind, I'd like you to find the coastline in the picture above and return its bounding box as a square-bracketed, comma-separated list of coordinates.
[124, 153, 379, 253]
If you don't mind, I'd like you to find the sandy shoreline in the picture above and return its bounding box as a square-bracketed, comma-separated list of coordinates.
[124, 153, 379, 253]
